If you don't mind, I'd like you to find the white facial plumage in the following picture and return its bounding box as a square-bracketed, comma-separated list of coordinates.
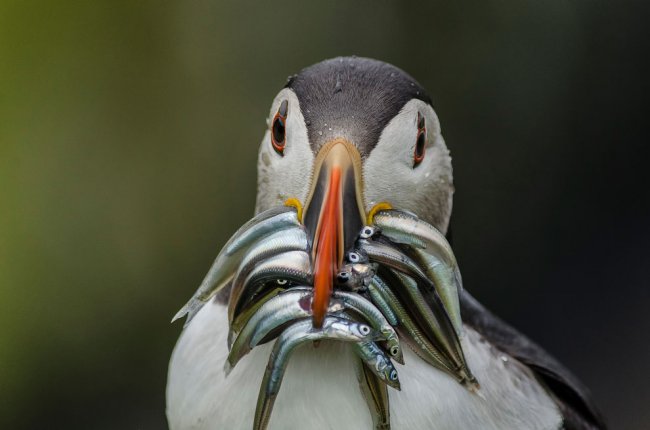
[255, 90, 454, 234]
[255, 89, 314, 215]
[364, 99, 454, 234]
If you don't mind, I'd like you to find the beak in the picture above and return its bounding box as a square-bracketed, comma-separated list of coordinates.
[304, 139, 365, 328]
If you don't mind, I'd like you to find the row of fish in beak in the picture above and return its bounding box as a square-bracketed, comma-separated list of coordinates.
[173, 205, 478, 430]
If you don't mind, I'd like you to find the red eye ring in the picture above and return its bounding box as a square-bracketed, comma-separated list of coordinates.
[414, 113, 426, 167]
[271, 100, 288, 155]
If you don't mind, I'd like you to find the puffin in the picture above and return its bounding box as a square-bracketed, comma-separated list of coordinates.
[166, 57, 605, 430]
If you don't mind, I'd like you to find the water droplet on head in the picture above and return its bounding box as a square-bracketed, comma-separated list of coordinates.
[318, 131, 323, 136]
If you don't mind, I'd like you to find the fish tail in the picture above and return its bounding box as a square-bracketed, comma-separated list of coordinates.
[253, 394, 276, 430]
[171, 304, 189, 323]
[223, 360, 233, 377]
[227, 329, 236, 348]
[171, 300, 205, 328]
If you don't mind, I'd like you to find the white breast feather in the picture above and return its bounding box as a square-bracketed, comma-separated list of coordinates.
[167, 301, 562, 430]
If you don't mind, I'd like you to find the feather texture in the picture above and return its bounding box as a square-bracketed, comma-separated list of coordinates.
[167, 300, 562, 430]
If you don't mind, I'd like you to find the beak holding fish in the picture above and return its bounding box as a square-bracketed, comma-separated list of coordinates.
[172, 137, 477, 430]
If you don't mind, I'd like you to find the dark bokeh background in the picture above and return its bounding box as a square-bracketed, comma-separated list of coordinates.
[1, 1, 648, 429]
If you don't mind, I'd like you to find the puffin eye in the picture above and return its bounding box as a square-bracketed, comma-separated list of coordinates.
[271, 100, 288, 155]
[414, 112, 426, 167]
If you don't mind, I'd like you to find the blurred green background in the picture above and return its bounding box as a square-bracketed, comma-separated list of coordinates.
[1, 1, 648, 429]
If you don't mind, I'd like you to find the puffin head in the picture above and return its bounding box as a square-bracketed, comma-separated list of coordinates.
[254, 57, 453, 326]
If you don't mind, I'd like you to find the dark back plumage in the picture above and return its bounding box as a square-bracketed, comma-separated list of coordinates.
[286, 57, 431, 157]
[460, 291, 607, 429]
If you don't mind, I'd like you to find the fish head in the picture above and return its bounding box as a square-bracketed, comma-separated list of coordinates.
[335, 262, 375, 291]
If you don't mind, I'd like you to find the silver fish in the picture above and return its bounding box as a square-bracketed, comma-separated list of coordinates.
[224, 206, 302, 256]
[371, 210, 463, 333]
[358, 237, 460, 362]
[226, 289, 311, 370]
[353, 356, 391, 430]
[253, 316, 380, 430]
[333, 290, 403, 364]
[335, 261, 400, 328]
[357, 238, 430, 283]
[413, 249, 462, 335]
[335, 263, 376, 291]
[229, 286, 283, 341]
[227, 228, 309, 322]
[352, 341, 400, 390]
[226, 289, 343, 373]
[390, 269, 476, 386]
[372, 209, 457, 269]
[227, 250, 312, 323]
[368, 274, 457, 377]
[365, 277, 398, 326]
[357, 238, 456, 354]
[172, 206, 300, 324]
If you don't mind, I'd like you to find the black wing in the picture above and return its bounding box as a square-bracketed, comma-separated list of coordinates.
[460, 290, 607, 430]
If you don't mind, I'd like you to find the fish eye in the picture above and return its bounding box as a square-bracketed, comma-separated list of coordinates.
[390, 346, 399, 356]
[359, 226, 376, 239]
[276, 279, 288, 285]
[347, 252, 361, 263]
[390, 369, 398, 380]
[359, 324, 370, 335]
[271, 100, 288, 155]
[413, 112, 426, 167]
